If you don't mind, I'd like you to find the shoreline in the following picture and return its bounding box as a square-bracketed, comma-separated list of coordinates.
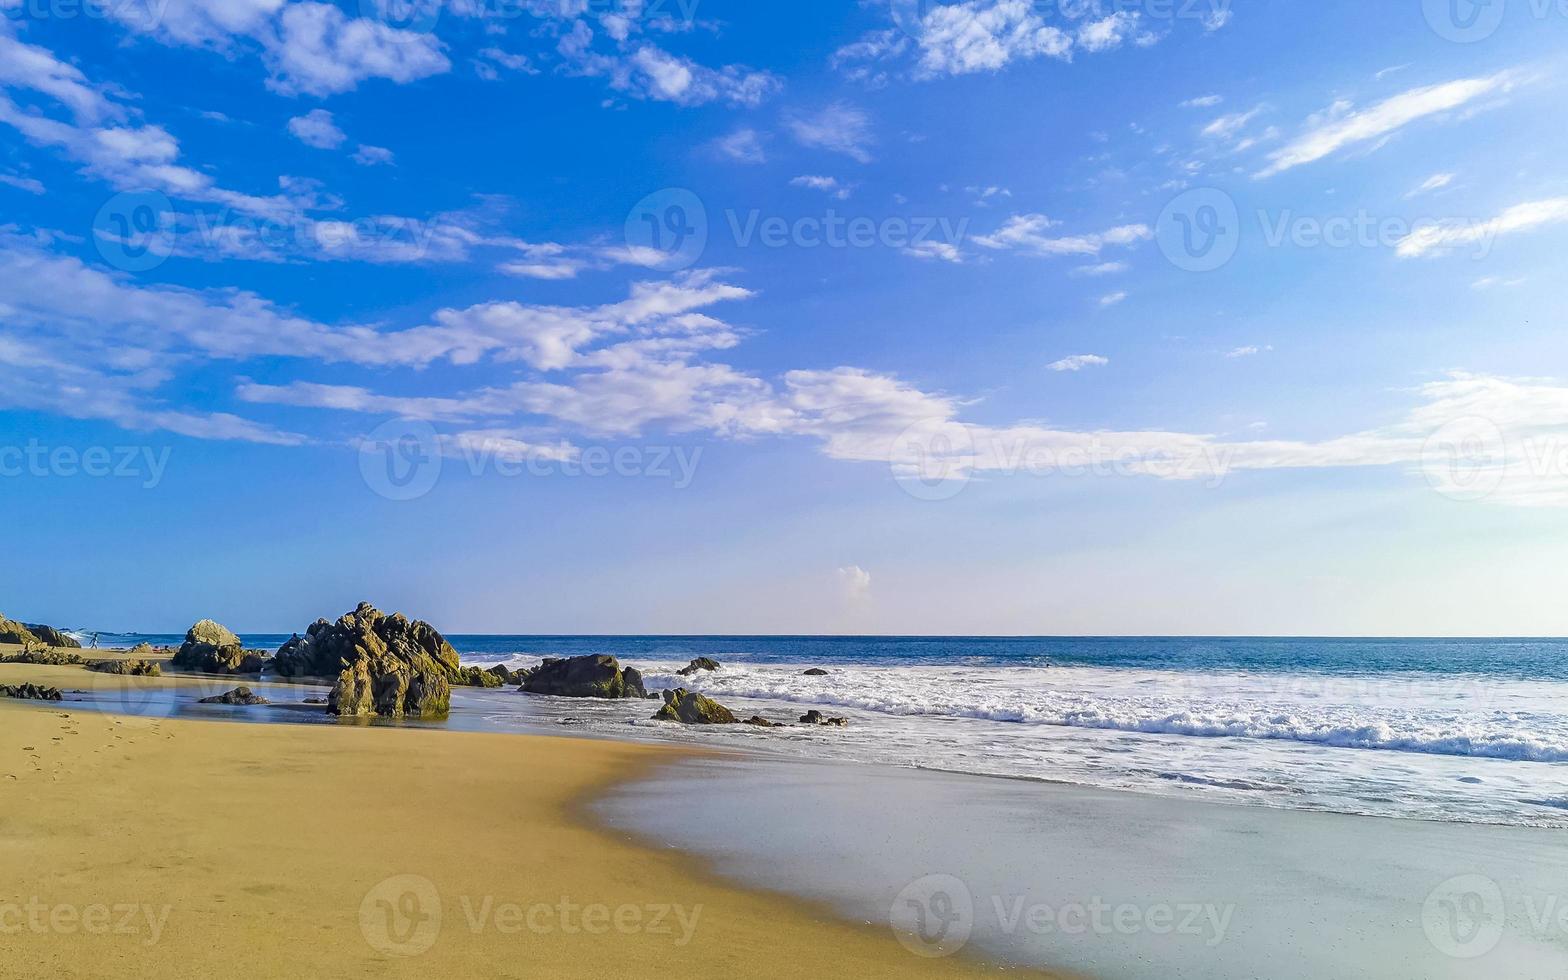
[0, 661, 1067, 978]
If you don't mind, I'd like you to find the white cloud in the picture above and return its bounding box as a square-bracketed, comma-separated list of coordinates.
[903, 240, 964, 263]
[0, 173, 45, 195]
[1202, 106, 1264, 140]
[353, 144, 395, 166]
[557, 20, 780, 108]
[1048, 354, 1109, 372]
[1395, 196, 1568, 259]
[1405, 172, 1455, 198]
[975, 215, 1152, 257]
[1070, 261, 1128, 277]
[1472, 276, 1526, 290]
[785, 103, 875, 162]
[287, 108, 346, 149]
[1258, 71, 1518, 178]
[912, 0, 1072, 76]
[1076, 12, 1154, 53]
[790, 175, 853, 200]
[1181, 94, 1224, 109]
[1225, 345, 1271, 358]
[712, 127, 767, 164]
[1098, 291, 1128, 307]
[837, 565, 872, 602]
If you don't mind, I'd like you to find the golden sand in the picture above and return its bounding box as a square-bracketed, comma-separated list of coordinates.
[0, 657, 1059, 978]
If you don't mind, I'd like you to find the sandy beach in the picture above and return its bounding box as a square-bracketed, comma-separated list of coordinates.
[0, 652, 1061, 979]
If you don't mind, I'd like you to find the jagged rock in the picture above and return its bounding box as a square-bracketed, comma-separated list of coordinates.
[1, 648, 85, 666]
[676, 657, 722, 677]
[302, 697, 328, 705]
[799, 710, 848, 727]
[171, 620, 265, 675]
[486, 664, 522, 686]
[199, 686, 270, 706]
[742, 715, 782, 727]
[803, 668, 830, 676]
[0, 683, 62, 701]
[127, 642, 156, 657]
[455, 665, 504, 689]
[653, 688, 738, 724]
[23, 624, 80, 648]
[0, 616, 40, 646]
[88, 660, 161, 677]
[268, 603, 459, 719]
[520, 655, 648, 700]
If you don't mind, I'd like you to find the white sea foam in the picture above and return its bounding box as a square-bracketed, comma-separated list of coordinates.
[467, 655, 1568, 826]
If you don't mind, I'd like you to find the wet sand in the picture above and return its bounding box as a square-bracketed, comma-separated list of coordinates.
[0, 653, 1063, 978]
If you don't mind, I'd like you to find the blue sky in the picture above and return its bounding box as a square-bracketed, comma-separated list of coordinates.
[2, 0, 1567, 635]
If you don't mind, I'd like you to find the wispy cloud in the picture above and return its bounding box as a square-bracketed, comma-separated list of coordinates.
[785, 103, 875, 162]
[975, 215, 1152, 258]
[1258, 71, 1518, 178]
[1049, 354, 1110, 372]
[1395, 196, 1568, 258]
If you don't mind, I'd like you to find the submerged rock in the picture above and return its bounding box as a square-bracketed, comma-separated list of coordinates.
[88, 660, 162, 677]
[802, 668, 830, 676]
[676, 657, 722, 677]
[171, 620, 266, 675]
[653, 688, 738, 724]
[799, 709, 848, 727]
[0, 683, 63, 701]
[742, 715, 782, 728]
[270, 603, 458, 718]
[199, 686, 270, 706]
[520, 655, 648, 700]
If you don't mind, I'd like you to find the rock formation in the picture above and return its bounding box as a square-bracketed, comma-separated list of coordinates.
[652, 688, 738, 724]
[88, 660, 162, 677]
[519, 655, 648, 700]
[24, 624, 80, 648]
[171, 620, 265, 675]
[676, 657, 721, 677]
[199, 686, 270, 705]
[0, 683, 63, 701]
[271, 603, 459, 718]
[800, 709, 848, 727]
[803, 668, 830, 676]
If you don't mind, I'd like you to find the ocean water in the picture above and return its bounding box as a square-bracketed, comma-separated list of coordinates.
[82, 633, 1568, 827]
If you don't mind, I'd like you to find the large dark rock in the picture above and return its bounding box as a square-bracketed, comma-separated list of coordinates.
[519, 655, 648, 700]
[676, 657, 721, 677]
[270, 603, 457, 718]
[486, 664, 523, 686]
[653, 688, 738, 724]
[24, 624, 80, 648]
[803, 668, 830, 676]
[199, 686, 270, 706]
[171, 620, 265, 675]
[0, 683, 63, 701]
